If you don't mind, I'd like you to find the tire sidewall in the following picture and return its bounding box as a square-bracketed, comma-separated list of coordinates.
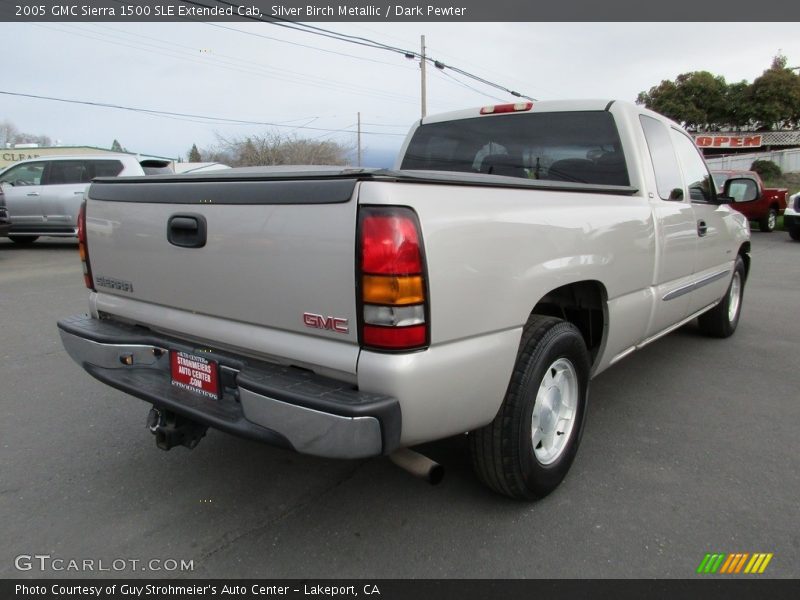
[516, 325, 590, 495]
[723, 258, 746, 334]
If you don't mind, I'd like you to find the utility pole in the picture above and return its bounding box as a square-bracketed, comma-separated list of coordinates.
[357, 111, 362, 167]
[420, 35, 427, 118]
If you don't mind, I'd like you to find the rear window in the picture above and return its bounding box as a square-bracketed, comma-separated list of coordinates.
[400, 110, 629, 186]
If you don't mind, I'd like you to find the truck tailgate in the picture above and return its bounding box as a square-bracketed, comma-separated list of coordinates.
[85, 176, 361, 361]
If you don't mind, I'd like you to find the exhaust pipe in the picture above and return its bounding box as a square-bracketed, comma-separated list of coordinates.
[389, 448, 444, 485]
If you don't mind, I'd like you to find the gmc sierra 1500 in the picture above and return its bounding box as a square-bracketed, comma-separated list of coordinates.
[58, 100, 751, 499]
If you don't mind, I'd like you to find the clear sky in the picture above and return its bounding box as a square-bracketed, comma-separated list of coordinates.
[2, 21, 799, 166]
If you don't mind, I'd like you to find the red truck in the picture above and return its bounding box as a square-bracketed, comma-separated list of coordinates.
[712, 170, 788, 232]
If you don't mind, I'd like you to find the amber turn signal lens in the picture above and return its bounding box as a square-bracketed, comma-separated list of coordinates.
[363, 275, 424, 305]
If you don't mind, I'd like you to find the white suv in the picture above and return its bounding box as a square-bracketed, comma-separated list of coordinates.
[0, 154, 172, 244]
[786, 191, 800, 241]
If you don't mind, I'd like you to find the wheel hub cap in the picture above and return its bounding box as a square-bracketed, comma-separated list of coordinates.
[531, 358, 578, 465]
[728, 272, 742, 323]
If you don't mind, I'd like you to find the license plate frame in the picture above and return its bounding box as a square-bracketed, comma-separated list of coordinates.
[169, 350, 220, 400]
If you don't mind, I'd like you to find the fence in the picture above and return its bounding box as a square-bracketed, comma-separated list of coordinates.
[705, 148, 800, 173]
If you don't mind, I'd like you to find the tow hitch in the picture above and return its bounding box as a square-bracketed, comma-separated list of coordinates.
[147, 408, 208, 450]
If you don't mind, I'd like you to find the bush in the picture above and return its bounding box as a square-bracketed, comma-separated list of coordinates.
[750, 159, 782, 179]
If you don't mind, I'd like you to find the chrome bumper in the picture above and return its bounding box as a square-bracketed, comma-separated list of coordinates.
[58, 315, 400, 459]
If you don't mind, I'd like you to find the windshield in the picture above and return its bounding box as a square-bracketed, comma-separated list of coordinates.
[400, 110, 629, 186]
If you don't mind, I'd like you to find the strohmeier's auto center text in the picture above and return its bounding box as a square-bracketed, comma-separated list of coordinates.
[15, 583, 381, 596]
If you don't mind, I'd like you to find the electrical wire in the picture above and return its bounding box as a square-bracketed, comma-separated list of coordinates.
[0, 90, 408, 136]
[181, 0, 535, 101]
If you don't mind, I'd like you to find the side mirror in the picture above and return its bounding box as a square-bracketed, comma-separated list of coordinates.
[717, 194, 734, 205]
[722, 177, 758, 203]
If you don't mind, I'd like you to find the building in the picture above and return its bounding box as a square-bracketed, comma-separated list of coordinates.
[0, 145, 176, 170]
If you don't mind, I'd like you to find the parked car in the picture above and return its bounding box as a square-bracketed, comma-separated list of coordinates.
[0, 185, 10, 237]
[58, 100, 750, 500]
[0, 154, 173, 243]
[711, 169, 787, 232]
[785, 192, 800, 241]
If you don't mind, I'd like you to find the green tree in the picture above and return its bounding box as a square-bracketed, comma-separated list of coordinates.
[748, 53, 800, 129]
[637, 71, 728, 130]
[188, 143, 201, 162]
[637, 54, 800, 131]
[110, 139, 125, 152]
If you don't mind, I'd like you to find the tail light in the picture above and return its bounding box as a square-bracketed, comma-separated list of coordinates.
[78, 201, 95, 290]
[358, 206, 429, 351]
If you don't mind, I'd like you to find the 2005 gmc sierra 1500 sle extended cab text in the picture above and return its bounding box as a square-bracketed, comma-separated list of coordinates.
[58, 100, 751, 500]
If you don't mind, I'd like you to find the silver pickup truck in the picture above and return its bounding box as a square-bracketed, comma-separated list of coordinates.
[58, 100, 751, 500]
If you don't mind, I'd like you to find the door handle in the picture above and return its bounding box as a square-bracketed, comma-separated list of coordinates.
[26, 192, 40, 197]
[167, 214, 207, 248]
[697, 219, 708, 237]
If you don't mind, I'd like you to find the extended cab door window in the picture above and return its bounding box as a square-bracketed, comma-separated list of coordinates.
[639, 115, 684, 201]
[669, 130, 716, 203]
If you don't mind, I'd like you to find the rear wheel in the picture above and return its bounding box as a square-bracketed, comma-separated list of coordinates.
[698, 255, 746, 338]
[759, 208, 777, 232]
[8, 235, 39, 244]
[470, 315, 590, 500]
[790, 227, 800, 241]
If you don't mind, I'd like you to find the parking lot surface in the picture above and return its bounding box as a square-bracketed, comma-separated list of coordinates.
[1, 233, 798, 578]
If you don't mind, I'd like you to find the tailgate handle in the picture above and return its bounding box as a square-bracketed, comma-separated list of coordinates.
[167, 214, 207, 248]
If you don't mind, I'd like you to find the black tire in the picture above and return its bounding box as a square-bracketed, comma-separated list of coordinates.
[470, 315, 590, 500]
[8, 235, 39, 244]
[790, 227, 800, 241]
[698, 255, 746, 338]
[759, 208, 777, 232]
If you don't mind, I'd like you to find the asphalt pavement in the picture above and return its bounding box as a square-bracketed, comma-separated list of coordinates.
[1, 232, 798, 579]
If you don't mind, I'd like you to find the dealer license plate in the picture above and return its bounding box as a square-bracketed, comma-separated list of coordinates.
[170, 350, 220, 399]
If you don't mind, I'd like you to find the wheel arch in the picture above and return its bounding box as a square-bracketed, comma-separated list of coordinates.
[738, 241, 751, 279]
[529, 280, 608, 367]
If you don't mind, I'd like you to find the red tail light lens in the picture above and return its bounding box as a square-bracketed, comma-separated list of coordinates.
[78, 201, 94, 290]
[358, 206, 428, 352]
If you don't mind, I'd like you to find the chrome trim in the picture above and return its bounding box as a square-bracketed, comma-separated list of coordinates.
[58, 329, 383, 460]
[609, 301, 721, 366]
[239, 389, 382, 459]
[60, 332, 168, 370]
[662, 269, 730, 301]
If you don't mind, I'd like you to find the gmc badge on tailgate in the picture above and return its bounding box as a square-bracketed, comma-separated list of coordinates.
[303, 312, 349, 334]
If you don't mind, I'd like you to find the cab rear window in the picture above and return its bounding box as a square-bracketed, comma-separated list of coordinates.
[400, 111, 629, 186]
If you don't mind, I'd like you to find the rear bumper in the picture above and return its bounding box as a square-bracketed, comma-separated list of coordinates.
[57, 314, 400, 459]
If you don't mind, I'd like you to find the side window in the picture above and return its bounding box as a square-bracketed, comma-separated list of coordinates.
[670, 129, 715, 203]
[89, 160, 124, 178]
[45, 160, 90, 185]
[0, 161, 46, 186]
[639, 115, 683, 201]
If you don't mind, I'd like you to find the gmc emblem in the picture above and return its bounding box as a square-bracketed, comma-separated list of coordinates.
[303, 312, 349, 334]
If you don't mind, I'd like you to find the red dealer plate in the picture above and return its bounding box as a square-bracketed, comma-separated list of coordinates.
[170, 350, 220, 399]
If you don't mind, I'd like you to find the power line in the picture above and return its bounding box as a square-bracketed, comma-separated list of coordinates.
[181, 0, 535, 101]
[0, 90, 408, 137]
[28, 22, 422, 107]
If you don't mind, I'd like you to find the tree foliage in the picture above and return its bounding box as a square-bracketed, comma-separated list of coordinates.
[0, 119, 52, 147]
[202, 131, 353, 167]
[637, 53, 800, 130]
[110, 139, 125, 152]
[188, 143, 202, 162]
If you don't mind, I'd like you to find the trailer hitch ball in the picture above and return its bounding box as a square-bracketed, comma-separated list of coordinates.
[146, 407, 208, 451]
